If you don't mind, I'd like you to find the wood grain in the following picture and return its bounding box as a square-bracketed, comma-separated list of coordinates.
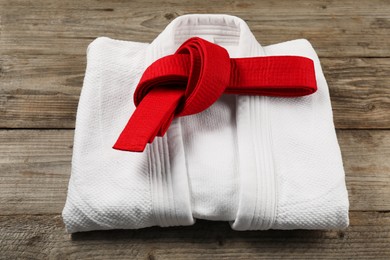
[327, 58, 390, 129]
[1, 56, 390, 129]
[0, 212, 389, 259]
[0, 129, 389, 215]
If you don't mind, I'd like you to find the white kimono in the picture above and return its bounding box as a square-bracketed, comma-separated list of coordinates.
[62, 14, 349, 233]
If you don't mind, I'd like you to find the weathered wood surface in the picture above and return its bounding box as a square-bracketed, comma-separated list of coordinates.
[0, 212, 389, 259]
[1, 0, 390, 258]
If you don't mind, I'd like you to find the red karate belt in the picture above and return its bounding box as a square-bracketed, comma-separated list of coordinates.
[114, 37, 317, 152]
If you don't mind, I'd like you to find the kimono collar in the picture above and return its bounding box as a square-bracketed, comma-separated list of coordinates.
[145, 14, 265, 65]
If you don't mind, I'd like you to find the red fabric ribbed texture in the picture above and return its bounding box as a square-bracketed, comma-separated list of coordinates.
[113, 37, 317, 152]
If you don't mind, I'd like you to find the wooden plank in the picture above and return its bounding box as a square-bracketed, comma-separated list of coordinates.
[327, 57, 390, 129]
[1, 0, 390, 57]
[0, 130, 72, 215]
[338, 130, 390, 211]
[0, 212, 389, 259]
[1, 56, 390, 129]
[0, 129, 389, 215]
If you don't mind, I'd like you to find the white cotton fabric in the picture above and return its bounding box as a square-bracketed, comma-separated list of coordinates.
[62, 14, 349, 233]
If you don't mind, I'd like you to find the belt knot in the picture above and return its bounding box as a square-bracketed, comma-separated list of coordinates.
[114, 37, 317, 152]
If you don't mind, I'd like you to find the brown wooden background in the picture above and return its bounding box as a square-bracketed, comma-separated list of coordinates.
[1, 0, 390, 259]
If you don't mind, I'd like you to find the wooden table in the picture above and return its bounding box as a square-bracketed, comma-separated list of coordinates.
[1, 0, 389, 259]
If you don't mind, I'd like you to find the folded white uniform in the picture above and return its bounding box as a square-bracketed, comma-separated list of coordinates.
[62, 14, 349, 233]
